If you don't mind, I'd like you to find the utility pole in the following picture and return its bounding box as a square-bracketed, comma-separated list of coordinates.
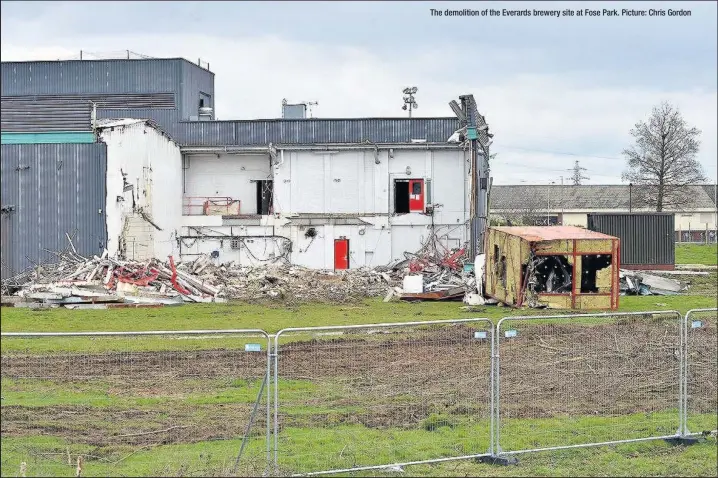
[449, 95, 493, 258]
[402, 87, 418, 117]
[568, 160, 589, 185]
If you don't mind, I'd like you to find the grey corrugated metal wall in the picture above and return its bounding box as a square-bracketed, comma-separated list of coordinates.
[587, 213, 675, 267]
[180, 60, 215, 119]
[1, 97, 92, 132]
[0, 143, 107, 280]
[2, 59, 181, 96]
[2, 59, 212, 121]
[95, 109, 459, 145]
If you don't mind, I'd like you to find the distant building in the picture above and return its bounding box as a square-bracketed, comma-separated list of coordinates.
[490, 184, 717, 242]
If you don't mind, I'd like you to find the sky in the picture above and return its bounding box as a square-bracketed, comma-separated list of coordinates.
[1, 0, 716, 185]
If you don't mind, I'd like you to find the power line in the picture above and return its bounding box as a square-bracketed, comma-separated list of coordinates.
[497, 145, 624, 162]
[497, 161, 618, 179]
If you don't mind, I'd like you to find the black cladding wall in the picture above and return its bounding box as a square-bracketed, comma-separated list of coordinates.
[587, 213, 675, 269]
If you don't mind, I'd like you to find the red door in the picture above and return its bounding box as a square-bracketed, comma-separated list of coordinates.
[408, 179, 424, 212]
[334, 239, 349, 270]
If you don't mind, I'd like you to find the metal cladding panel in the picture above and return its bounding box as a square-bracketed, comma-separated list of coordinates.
[1, 59, 182, 96]
[1, 97, 92, 132]
[234, 121, 266, 145]
[587, 213, 675, 267]
[307, 120, 331, 143]
[0, 143, 107, 280]
[266, 122, 282, 144]
[179, 61, 215, 119]
[180, 121, 235, 145]
[174, 118, 460, 146]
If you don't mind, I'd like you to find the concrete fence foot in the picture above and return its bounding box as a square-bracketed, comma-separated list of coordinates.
[476, 455, 519, 466]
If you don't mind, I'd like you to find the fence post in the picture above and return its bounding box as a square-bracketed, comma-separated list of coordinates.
[672, 308, 718, 446]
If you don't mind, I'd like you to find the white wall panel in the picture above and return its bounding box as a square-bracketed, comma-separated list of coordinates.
[184, 153, 270, 215]
[101, 121, 182, 260]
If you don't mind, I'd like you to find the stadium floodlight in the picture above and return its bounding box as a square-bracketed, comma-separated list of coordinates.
[402, 86, 418, 117]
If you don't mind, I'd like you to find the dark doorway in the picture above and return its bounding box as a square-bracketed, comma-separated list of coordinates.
[256, 180, 273, 215]
[394, 180, 409, 214]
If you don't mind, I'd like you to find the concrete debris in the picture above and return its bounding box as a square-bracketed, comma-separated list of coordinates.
[620, 270, 687, 296]
[1, 247, 226, 307]
[2, 234, 482, 306]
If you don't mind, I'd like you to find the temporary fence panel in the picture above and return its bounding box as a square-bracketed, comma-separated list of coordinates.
[494, 311, 682, 455]
[0, 330, 271, 477]
[273, 319, 494, 476]
[683, 308, 718, 436]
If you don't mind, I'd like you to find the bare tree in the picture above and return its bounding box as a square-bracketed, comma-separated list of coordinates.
[622, 102, 706, 211]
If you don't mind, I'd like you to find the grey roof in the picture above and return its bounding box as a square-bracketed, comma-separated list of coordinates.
[94, 108, 460, 145]
[490, 184, 718, 211]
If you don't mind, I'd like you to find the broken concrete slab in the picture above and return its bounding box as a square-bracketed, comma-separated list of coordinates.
[637, 272, 683, 293]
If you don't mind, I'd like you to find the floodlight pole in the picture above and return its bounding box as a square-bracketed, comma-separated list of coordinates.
[403, 87, 418, 118]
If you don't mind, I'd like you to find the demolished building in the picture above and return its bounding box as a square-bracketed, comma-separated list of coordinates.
[485, 226, 620, 310]
[1, 56, 472, 279]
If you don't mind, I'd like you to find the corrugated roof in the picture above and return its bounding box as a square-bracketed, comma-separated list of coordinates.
[490, 184, 717, 211]
[492, 226, 617, 242]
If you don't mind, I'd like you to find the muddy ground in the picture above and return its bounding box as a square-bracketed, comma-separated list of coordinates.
[2, 320, 716, 448]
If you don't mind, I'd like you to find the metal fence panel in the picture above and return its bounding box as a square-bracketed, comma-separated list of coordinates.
[273, 319, 493, 475]
[684, 309, 718, 436]
[1, 330, 271, 477]
[495, 311, 682, 455]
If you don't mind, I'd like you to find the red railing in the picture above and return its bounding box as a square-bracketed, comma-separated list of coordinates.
[182, 197, 241, 216]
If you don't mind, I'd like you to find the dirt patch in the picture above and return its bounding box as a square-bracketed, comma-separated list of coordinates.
[1, 403, 267, 447]
[2, 321, 715, 443]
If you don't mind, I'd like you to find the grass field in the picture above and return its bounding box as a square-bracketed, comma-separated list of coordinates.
[1, 251, 717, 477]
[2, 297, 716, 477]
[675, 243, 718, 265]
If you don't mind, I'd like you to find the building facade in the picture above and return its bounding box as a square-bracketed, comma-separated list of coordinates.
[1, 56, 467, 276]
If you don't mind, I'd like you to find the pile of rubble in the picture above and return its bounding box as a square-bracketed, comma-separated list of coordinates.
[1, 249, 224, 309]
[380, 247, 482, 303]
[0, 253, 404, 308]
[192, 256, 392, 303]
[1, 234, 479, 308]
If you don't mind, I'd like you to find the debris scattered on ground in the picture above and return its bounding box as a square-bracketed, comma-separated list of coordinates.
[1, 233, 483, 307]
[0, 237, 398, 306]
[620, 270, 687, 296]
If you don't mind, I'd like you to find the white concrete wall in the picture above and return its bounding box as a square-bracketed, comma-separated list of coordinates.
[101, 121, 182, 260]
[178, 146, 469, 269]
[184, 153, 271, 215]
[675, 211, 717, 231]
[178, 223, 395, 269]
[561, 213, 588, 227]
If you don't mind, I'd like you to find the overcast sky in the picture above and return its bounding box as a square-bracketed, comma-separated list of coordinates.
[1, 1, 716, 185]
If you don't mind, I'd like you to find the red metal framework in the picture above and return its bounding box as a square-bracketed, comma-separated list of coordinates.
[182, 197, 240, 216]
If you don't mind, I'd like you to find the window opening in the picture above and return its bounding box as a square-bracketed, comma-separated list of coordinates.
[580, 254, 613, 293]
